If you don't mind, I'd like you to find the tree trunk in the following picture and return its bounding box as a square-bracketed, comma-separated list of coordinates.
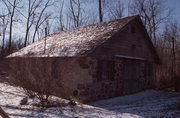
[8, 0, 16, 53]
[99, 0, 103, 22]
[1, 18, 7, 54]
[8, 16, 13, 53]
[152, 15, 157, 45]
[24, 5, 31, 47]
[1, 30, 6, 54]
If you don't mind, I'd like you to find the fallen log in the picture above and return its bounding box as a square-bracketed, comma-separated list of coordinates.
[0, 107, 10, 118]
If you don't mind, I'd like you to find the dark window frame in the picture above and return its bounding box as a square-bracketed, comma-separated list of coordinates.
[97, 60, 115, 82]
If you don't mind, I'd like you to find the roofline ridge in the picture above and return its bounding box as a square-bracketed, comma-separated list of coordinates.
[7, 14, 141, 57]
[40, 14, 140, 40]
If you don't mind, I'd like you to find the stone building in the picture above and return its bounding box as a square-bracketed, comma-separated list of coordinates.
[7, 15, 160, 102]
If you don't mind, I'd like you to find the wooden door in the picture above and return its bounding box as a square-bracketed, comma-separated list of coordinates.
[122, 60, 141, 95]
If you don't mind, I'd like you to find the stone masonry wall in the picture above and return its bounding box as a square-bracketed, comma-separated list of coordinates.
[75, 57, 153, 102]
[6, 57, 153, 102]
[75, 57, 124, 102]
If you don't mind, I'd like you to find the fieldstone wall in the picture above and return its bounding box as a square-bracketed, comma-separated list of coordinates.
[6, 57, 154, 102]
[75, 57, 124, 102]
[74, 57, 106, 101]
[74, 57, 153, 102]
[114, 58, 124, 96]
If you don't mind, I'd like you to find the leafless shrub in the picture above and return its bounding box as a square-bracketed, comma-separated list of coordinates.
[0, 39, 23, 57]
[155, 21, 180, 89]
[8, 58, 64, 105]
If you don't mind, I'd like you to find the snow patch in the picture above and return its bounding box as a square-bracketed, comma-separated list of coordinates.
[0, 82, 180, 118]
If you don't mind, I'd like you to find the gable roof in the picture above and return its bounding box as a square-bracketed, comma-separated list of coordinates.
[8, 15, 160, 63]
[8, 15, 139, 57]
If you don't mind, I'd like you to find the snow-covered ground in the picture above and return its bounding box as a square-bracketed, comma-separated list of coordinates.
[0, 82, 179, 118]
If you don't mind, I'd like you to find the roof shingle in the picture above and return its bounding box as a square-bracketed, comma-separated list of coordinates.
[8, 15, 139, 57]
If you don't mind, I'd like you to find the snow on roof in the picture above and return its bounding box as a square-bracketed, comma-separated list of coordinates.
[8, 15, 139, 57]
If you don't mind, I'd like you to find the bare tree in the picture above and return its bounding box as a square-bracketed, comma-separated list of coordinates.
[55, 0, 65, 31]
[130, 0, 172, 45]
[106, 0, 125, 20]
[2, 0, 21, 52]
[98, 0, 103, 22]
[24, 0, 44, 46]
[156, 21, 180, 89]
[32, 0, 55, 43]
[37, 14, 51, 40]
[163, 22, 180, 77]
[97, 0, 125, 22]
[67, 0, 91, 28]
[0, 13, 9, 54]
[67, 0, 82, 28]
[53, 0, 98, 32]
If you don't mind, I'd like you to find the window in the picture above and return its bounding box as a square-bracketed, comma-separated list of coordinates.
[102, 61, 108, 80]
[97, 60, 115, 81]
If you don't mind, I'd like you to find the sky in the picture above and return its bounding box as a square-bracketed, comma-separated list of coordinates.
[1, 0, 180, 26]
[0, 0, 180, 44]
[120, 0, 180, 24]
[166, 0, 180, 24]
[0, 0, 180, 23]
